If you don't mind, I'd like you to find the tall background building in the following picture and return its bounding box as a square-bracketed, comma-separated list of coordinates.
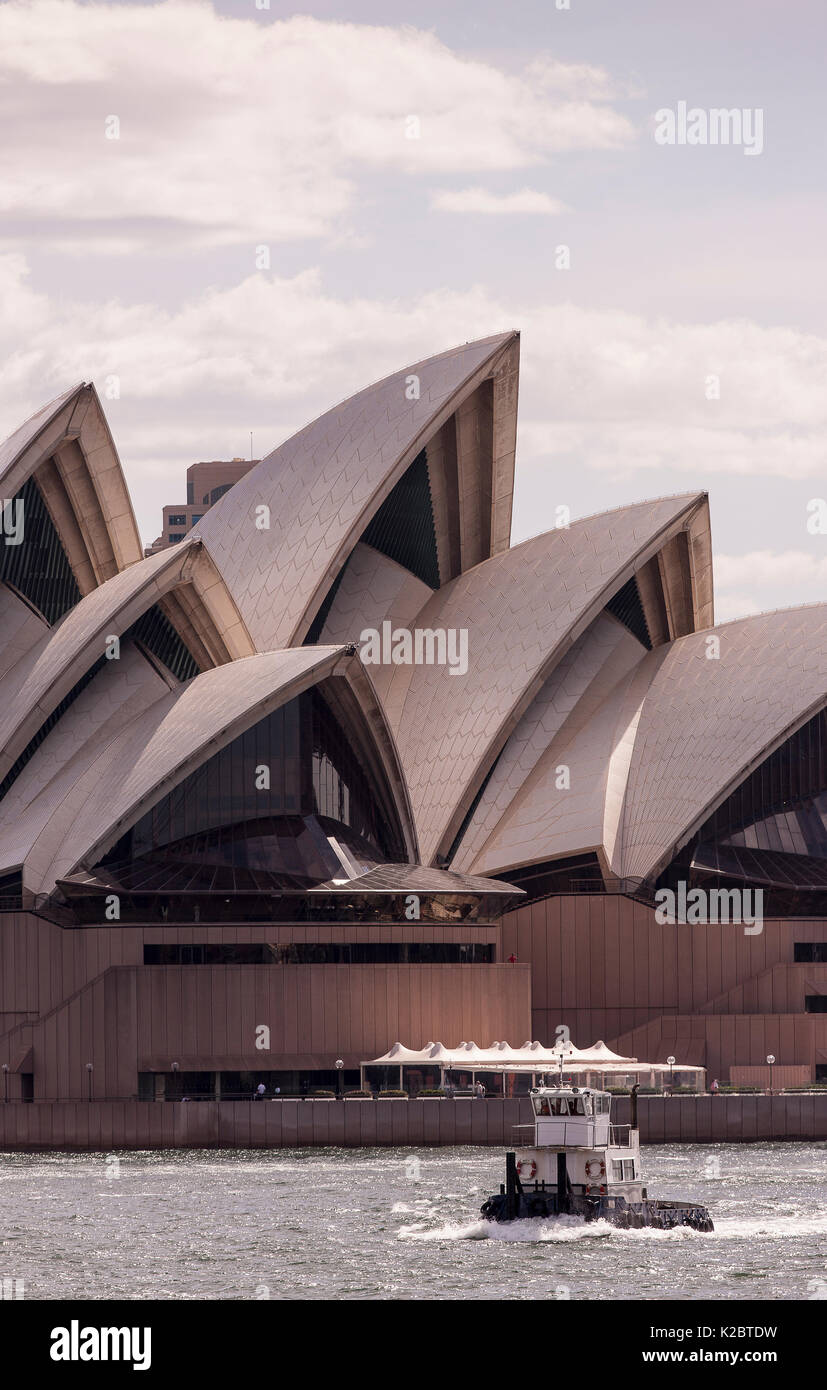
[145, 458, 258, 554]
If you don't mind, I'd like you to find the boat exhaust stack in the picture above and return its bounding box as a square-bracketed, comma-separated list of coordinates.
[556, 1151, 569, 1215]
[505, 1151, 519, 1220]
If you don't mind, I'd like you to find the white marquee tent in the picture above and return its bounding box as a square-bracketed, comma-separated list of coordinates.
[360, 1040, 706, 1092]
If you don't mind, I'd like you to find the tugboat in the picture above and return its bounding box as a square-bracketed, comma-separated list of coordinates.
[481, 1084, 713, 1231]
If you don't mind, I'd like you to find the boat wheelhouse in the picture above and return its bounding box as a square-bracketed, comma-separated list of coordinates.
[480, 1085, 713, 1231]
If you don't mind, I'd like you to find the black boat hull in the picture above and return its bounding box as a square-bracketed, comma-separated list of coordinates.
[480, 1190, 713, 1232]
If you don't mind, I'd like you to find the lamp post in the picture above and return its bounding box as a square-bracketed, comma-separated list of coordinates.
[335, 1058, 344, 1099]
[667, 1055, 676, 1095]
[85, 1062, 93, 1102]
[2, 1062, 8, 1104]
[171, 1060, 179, 1101]
[767, 1054, 776, 1095]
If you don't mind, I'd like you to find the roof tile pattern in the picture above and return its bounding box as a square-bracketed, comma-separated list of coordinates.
[0, 585, 48, 682]
[0, 541, 196, 783]
[0, 384, 81, 489]
[387, 494, 705, 863]
[3, 343, 820, 909]
[0, 645, 171, 882]
[192, 334, 516, 651]
[618, 606, 827, 880]
[452, 613, 644, 873]
[320, 542, 434, 701]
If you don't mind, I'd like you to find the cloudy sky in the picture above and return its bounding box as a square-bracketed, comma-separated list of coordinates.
[1, 0, 825, 620]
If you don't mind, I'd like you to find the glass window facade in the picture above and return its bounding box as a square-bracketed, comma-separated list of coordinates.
[604, 574, 652, 650]
[794, 942, 827, 963]
[143, 942, 494, 965]
[660, 707, 827, 915]
[0, 476, 81, 624]
[361, 449, 440, 590]
[126, 605, 200, 683]
[103, 688, 404, 873]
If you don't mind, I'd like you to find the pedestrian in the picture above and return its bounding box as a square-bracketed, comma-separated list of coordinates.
[710, 1078, 720, 1095]
[255, 1082, 266, 1101]
[474, 1080, 485, 1100]
[508, 953, 517, 964]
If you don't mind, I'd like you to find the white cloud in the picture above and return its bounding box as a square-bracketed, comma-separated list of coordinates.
[1, 252, 826, 568]
[716, 551, 827, 590]
[524, 56, 640, 102]
[0, 1, 634, 251]
[713, 551, 827, 622]
[430, 187, 569, 215]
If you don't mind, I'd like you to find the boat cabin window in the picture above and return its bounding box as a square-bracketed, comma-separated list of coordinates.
[533, 1098, 551, 1116]
[542, 1096, 586, 1116]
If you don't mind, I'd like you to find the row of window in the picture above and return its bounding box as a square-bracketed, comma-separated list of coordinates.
[794, 943, 827, 962]
[143, 942, 495, 965]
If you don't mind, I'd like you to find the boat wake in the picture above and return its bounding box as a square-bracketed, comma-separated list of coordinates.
[399, 1209, 827, 1243]
[400, 1216, 626, 1243]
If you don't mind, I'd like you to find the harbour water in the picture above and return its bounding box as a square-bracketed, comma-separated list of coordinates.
[1, 1143, 825, 1301]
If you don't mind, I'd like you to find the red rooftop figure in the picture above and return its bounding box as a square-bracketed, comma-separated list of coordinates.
[508, 953, 517, 964]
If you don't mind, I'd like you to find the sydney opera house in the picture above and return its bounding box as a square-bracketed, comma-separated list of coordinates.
[0, 330, 826, 1114]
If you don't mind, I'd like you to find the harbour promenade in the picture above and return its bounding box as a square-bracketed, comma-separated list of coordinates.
[0, 1093, 824, 1150]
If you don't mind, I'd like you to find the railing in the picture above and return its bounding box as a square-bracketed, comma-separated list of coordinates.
[511, 1124, 536, 1146]
[608, 1124, 632, 1147]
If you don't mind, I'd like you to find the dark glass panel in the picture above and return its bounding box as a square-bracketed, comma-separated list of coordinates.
[794, 943, 827, 963]
[143, 942, 494, 965]
[126, 605, 199, 682]
[361, 449, 440, 589]
[604, 574, 652, 649]
[100, 689, 403, 872]
[657, 707, 827, 915]
[500, 853, 604, 904]
[0, 476, 81, 624]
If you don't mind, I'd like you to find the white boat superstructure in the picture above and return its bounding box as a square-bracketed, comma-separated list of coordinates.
[481, 1085, 713, 1230]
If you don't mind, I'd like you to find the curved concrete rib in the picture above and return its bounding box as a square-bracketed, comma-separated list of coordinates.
[385, 493, 708, 865]
[192, 333, 518, 651]
[451, 612, 646, 875]
[0, 541, 199, 786]
[0, 383, 143, 580]
[618, 604, 827, 881]
[0, 644, 170, 850]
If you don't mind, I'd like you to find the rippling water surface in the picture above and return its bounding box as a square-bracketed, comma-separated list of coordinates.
[1, 1144, 825, 1300]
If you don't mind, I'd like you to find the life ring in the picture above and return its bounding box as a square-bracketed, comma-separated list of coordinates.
[585, 1158, 606, 1180]
[516, 1159, 537, 1179]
